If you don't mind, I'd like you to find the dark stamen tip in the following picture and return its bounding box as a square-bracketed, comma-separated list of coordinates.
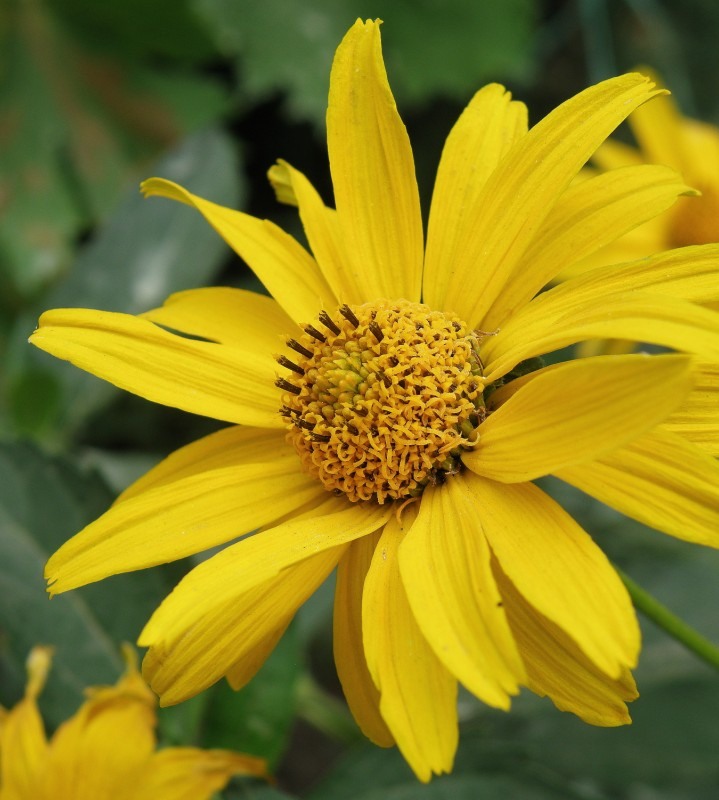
[346, 423, 359, 435]
[297, 418, 316, 431]
[354, 406, 368, 417]
[339, 304, 360, 328]
[287, 338, 313, 358]
[318, 310, 341, 335]
[310, 432, 331, 443]
[304, 324, 327, 343]
[276, 354, 304, 374]
[369, 321, 384, 342]
[276, 377, 301, 395]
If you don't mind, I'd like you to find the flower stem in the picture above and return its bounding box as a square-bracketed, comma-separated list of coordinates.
[617, 567, 719, 672]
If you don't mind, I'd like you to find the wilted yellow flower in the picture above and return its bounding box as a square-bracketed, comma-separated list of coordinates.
[0, 646, 266, 799]
[30, 20, 719, 781]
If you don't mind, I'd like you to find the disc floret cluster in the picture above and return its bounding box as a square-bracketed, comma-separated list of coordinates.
[278, 300, 485, 503]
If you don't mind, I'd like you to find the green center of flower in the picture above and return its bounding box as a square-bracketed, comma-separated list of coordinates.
[276, 300, 485, 503]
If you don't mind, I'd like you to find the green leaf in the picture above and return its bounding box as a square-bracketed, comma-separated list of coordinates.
[10, 128, 242, 439]
[202, 624, 302, 767]
[0, 441, 172, 727]
[193, 0, 537, 126]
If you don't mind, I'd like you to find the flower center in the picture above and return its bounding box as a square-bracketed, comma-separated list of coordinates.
[276, 300, 485, 503]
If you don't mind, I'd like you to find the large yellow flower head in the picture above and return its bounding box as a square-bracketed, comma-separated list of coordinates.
[0, 647, 266, 799]
[30, 20, 719, 782]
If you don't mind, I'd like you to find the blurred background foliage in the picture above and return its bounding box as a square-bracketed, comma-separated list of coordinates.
[1, 0, 718, 797]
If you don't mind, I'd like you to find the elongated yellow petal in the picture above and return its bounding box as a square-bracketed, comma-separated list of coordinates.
[663, 361, 719, 454]
[30, 308, 282, 428]
[334, 532, 394, 747]
[464, 354, 692, 483]
[557, 429, 719, 547]
[423, 84, 527, 309]
[46, 459, 326, 594]
[592, 137, 645, 170]
[437, 73, 661, 327]
[141, 178, 336, 322]
[496, 567, 637, 726]
[490, 165, 695, 325]
[483, 292, 719, 382]
[363, 512, 458, 782]
[224, 623, 290, 691]
[327, 19, 422, 302]
[140, 496, 392, 646]
[117, 426, 290, 502]
[398, 479, 525, 707]
[464, 475, 639, 678]
[142, 548, 343, 705]
[128, 748, 267, 800]
[268, 160, 364, 304]
[141, 287, 294, 347]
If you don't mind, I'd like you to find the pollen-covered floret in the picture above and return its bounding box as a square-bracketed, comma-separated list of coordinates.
[277, 300, 485, 503]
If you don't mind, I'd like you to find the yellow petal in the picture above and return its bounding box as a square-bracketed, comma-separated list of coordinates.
[116, 426, 290, 502]
[268, 160, 364, 304]
[334, 532, 394, 747]
[423, 84, 527, 309]
[490, 165, 696, 326]
[142, 548, 343, 705]
[139, 496, 392, 647]
[30, 308, 282, 428]
[224, 623, 290, 691]
[141, 287, 294, 347]
[437, 73, 661, 328]
[628, 88, 685, 171]
[124, 748, 267, 800]
[483, 291, 719, 382]
[0, 650, 51, 799]
[592, 137, 645, 170]
[45, 662, 156, 800]
[496, 566, 637, 726]
[463, 474, 639, 678]
[141, 178, 336, 322]
[327, 19, 423, 302]
[557, 429, 719, 547]
[46, 458, 326, 594]
[663, 361, 719, 454]
[464, 354, 692, 483]
[362, 511, 458, 782]
[398, 479, 525, 707]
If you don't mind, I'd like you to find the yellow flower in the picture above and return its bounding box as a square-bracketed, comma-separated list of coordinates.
[571, 69, 719, 269]
[30, 20, 719, 781]
[0, 646, 266, 799]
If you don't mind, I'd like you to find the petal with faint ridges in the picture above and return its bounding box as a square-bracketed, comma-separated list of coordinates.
[491, 165, 696, 325]
[663, 361, 719, 455]
[327, 20, 423, 303]
[268, 160, 364, 305]
[142, 548, 343, 705]
[436, 73, 661, 328]
[495, 565, 637, 726]
[464, 474, 639, 678]
[334, 532, 394, 747]
[557, 429, 719, 547]
[30, 308, 282, 428]
[142, 286, 294, 348]
[116, 426, 290, 503]
[463, 354, 692, 483]
[141, 178, 336, 322]
[483, 292, 719, 383]
[423, 83, 527, 310]
[46, 460, 326, 594]
[140, 496, 393, 646]
[399, 478, 525, 707]
[363, 511, 458, 782]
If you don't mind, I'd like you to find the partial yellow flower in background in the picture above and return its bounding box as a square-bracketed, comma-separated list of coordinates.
[0, 646, 266, 800]
[569, 69, 719, 271]
[29, 20, 719, 781]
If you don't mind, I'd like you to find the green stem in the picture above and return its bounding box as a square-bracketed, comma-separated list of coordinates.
[617, 567, 719, 672]
[295, 674, 363, 744]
